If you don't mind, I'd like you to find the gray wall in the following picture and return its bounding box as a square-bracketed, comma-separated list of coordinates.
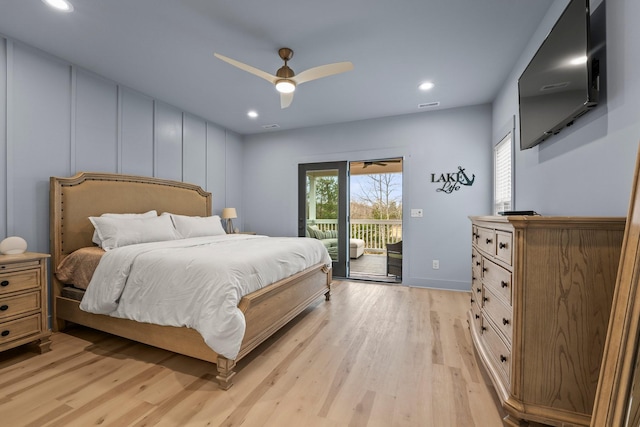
[0, 38, 244, 255]
[242, 105, 493, 290]
[492, 0, 640, 216]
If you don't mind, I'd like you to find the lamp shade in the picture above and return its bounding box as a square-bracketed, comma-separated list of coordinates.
[221, 208, 237, 219]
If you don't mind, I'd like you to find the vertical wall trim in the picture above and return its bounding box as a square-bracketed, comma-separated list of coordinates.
[152, 100, 156, 177]
[69, 65, 77, 174]
[204, 121, 208, 190]
[116, 85, 122, 173]
[224, 129, 228, 207]
[181, 112, 185, 182]
[5, 39, 13, 234]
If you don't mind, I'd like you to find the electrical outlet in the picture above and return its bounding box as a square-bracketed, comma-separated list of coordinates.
[432, 260, 439, 269]
[411, 208, 423, 218]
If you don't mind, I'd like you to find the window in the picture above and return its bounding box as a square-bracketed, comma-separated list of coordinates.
[494, 133, 512, 214]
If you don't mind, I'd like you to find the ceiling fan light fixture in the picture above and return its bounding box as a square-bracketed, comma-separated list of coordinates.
[275, 79, 296, 94]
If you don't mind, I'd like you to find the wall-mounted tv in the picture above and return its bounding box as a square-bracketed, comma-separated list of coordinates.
[518, 0, 599, 150]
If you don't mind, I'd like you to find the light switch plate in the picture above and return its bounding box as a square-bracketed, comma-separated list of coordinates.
[411, 208, 423, 217]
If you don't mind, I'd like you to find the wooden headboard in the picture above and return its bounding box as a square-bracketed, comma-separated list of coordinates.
[49, 172, 211, 277]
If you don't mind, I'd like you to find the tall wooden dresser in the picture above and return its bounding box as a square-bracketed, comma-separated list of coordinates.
[468, 216, 625, 426]
[0, 252, 51, 354]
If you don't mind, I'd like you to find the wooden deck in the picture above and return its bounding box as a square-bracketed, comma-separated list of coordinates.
[349, 253, 400, 282]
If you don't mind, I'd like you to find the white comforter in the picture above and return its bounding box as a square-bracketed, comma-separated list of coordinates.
[79, 234, 331, 359]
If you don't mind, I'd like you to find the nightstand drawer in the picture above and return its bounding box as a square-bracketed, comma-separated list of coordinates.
[0, 291, 40, 320]
[0, 270, 40, 296]
[0, 313, 41, 345]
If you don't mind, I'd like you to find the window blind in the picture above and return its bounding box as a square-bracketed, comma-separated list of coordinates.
[494, 133, 512, 214]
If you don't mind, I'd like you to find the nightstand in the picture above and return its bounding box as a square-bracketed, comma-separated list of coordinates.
[0, 252, 51, 354]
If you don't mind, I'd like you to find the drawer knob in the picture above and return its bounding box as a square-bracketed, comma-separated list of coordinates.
[0, 280, 9, 287]
[475, 314, 480, 319]
[481, 326, 487, 332]
[486, 238, 493, 244]
[500, 355, 507, 363]
[1, 330, 9, 337]
[482, 267, 488, 272]
[476, 288, 481, 293]
[0, 305, 8, 311]
[502, 318, 510, 325]
[472, 254, 476, 259]
[475, 261, 480, 266]
[499, 242, 507, 249]
[470, 298, 475, 304]
[501, 281, 508, 288]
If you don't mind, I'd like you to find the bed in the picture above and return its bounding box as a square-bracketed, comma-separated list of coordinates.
[49, 172, 332, 390]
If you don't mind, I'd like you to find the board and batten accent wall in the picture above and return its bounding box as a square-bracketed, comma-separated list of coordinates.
[0, 37, 244, 255]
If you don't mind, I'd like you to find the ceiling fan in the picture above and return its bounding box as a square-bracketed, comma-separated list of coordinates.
[363, 159, 402, 168]
[214, 48, 353, 108]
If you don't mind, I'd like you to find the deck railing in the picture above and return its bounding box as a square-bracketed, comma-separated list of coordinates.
[312, 219, 402, 253]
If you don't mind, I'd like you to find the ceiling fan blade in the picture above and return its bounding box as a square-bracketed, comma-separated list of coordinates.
[293, 61, 354, 85]
[214, 53, 278, 84]
[280, 92, 294, 109]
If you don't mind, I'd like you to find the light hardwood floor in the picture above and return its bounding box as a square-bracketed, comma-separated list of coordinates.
[0, 281, 506, 426]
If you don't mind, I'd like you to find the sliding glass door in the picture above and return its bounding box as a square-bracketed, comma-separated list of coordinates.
[298, 162, 349, 277]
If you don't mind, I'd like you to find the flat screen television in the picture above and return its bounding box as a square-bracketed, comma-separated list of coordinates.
[518, 0, 599, 150]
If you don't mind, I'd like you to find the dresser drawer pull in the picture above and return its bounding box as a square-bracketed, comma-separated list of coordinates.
[482, 267, 488, 272]
[0, 280, 9, 287]
[502, 318, 510, 325]
[475, 314, 480, 319]
[0, 305, 8, 311]
[472, 254, 476, 259]
[470, 298, 475, 304]
[486, 238, 493, 244]
[501, 280, 509, 288]
[483, 297, 488, 302]
[481, 326, 487, 332]
[499, 242, 507, 249]
[500, 355, 507, 363]
[475, 261, 480, 266]
[1, 330, 9, 337]
[476, 288, 481, 293]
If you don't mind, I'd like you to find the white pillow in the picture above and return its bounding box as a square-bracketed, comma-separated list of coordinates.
[89, 214, 179, 250]
[92, 210, 157, 246]
[164, 213, 226, 238]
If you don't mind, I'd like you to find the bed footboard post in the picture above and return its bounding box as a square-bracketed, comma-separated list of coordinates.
[216, 356, 236, 390]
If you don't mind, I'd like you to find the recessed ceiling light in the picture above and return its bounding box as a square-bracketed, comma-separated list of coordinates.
[419, 81, 435, 91]
[569, 55, 587, 66]
[42, 0, 74, 12]
[247, 110, 259, 119]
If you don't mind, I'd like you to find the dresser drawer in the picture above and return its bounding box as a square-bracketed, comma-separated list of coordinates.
[495, 230, 513, 266]
[482, 258, 512, 304]
[470, 301, 482, 331]
[482, 317, 511, 385]
[0, 313, 41, 345]
[0, 291, 40, 321]
[0, 270, 40, 296]
[476, 227, 496, 255]
[483, 286, 513, 343]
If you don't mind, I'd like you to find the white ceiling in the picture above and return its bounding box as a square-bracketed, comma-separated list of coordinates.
[0, 0, 554, 135]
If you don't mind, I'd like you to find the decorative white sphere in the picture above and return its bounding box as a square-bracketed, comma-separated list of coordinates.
[0, 236, 28, 255]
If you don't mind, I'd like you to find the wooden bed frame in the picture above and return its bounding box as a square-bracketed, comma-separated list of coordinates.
[49, 172, 332, 390]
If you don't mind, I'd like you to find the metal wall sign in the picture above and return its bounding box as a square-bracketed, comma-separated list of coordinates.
[431, 166, 475, 194]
